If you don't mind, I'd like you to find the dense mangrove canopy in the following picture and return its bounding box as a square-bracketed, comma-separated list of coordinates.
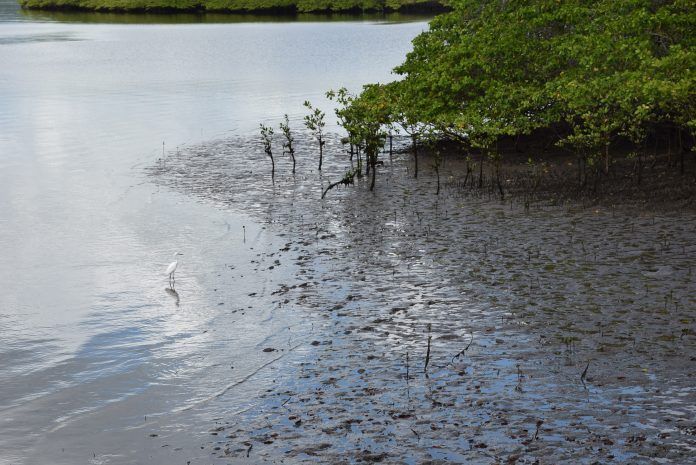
[19, 0, 444, 13]
[349, 0, 695, 166]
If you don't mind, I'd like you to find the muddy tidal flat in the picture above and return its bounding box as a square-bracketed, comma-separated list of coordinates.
[146, 133, 696, 464]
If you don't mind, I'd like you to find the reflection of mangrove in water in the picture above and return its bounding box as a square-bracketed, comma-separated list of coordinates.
[16, 9, 434, 25]
[0, 31, 82, 45]
[148, 133, 696, 463]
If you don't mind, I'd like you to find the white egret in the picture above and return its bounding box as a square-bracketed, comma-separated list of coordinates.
[166, 253, 182, 287]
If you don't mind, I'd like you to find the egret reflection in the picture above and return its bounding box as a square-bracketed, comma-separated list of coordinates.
[165, 287, 179, 306]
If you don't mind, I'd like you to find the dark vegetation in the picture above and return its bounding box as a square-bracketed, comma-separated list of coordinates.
[241, 0, 694, 205]
[19, 0, 446, 14]
[335, 0, 695, 200]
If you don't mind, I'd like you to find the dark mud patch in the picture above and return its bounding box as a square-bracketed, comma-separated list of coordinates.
[147, 132, 696, 463]
[442, 146, 696, 210]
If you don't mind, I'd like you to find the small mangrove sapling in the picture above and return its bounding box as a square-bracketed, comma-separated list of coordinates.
[327, 88, 361, 168]
[303, 101, 326, 171]
[279, 114, 296, 174]
[259, 123, 275, 180]
[348, 84, 389, 190]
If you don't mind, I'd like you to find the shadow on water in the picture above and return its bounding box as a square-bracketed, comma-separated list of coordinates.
[164, 287, 180, 306]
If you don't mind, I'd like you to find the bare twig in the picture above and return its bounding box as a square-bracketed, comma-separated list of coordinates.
[534, 419, 544, 440]
[424, 323, 432, 373]
[451, 333, 475, 364]
[580, 361, 590, 390]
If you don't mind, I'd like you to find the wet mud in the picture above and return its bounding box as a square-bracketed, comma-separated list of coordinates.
[148, 133, 696, 464]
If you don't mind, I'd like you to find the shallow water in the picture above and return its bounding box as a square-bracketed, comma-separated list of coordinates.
[0, 3, 427, 463]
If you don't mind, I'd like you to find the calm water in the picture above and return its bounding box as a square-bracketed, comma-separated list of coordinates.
[0, 2, 427, 462]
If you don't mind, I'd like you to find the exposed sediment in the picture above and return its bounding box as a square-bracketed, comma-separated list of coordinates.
[147, 133, 696, 463]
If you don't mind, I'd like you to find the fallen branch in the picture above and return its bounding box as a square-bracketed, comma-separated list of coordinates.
[451, 333, 475, 364]
[321, 169, 356, 199]
[424, 323, 432, 373]
[580, 360, 590, 390]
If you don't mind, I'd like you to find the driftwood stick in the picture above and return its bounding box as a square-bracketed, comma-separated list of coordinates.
[424, 323, 432, 373]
